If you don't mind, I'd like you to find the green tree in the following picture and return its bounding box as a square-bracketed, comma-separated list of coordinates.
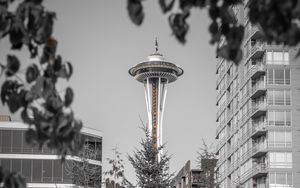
[127, 0, 300, 63]
[128, 128, 174, 188]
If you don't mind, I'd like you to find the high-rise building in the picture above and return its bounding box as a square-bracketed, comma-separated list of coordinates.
[215, 2, 300, 188]
[0, 116, 102, 188]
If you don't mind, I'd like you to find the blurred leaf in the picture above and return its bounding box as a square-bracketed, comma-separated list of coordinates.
[159, 0, 175, 14]
[127, 0, 144, 25]
[34, 11, 55, 44]
[25, 64, 39, 83]
[6, 55, 20, 77]
[168, 12, 190, 44]
[9, 18, 27, 49]
[40, 37, 57, 64]
[64, 87, 74, 107]
[0, 5, 10, 38]
[3, 172, 26, 188]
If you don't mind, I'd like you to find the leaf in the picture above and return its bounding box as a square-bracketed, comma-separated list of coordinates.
[26, 64, 39, 83]
[127, 0, 144, 26]
[64, 87, 74, 107]
[25, 76, 44, 101]
[34, 11, 56, 44]
[168, 12, 190, 44]
[6, 55, 20, 76]
[9, 18, 27, 49]
[57, 62, 73, 80]
[0, 5, 10, 38]
[40, 37, 57, 64]
[159, 0, 175, 14]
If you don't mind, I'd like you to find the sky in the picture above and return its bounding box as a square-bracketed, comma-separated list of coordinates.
[0, 0, 217, 183]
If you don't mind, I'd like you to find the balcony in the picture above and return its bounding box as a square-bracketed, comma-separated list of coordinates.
[251, 102, 267, 119]
[252, 144, 267, 158]
[251, 64, 266, 80]
[250, 42, 265, 60]
[252, 163, 268, 178]
[250, 25, 263, 40]
[250, 82, 267, 99]
[252, 123, 267, 138]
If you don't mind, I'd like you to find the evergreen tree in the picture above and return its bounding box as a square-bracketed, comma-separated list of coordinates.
[128, 129, 174, 188]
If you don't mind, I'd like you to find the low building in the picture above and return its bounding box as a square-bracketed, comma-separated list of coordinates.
[172, 159, 217, 188]
[0, 115, 102, 188]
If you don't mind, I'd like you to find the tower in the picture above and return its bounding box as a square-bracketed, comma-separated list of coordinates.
[129, 40, 183, 156]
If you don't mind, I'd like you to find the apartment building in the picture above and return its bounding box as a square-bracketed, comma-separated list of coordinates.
[0, 116, 103, 188]
[215, 2, 300, 188]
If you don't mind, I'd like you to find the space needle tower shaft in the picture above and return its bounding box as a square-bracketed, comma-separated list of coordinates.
[129, 39, 183, 157]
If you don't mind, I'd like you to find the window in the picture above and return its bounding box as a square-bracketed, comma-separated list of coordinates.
[269, 152, 292, 168]
[12, 131, 22, 153]
[267, 90, 291, 106]
[42, 160, 52, 182]
[12, 159, 21, 172]
[267, 69, 290, 85]
[266, 51, 289, 65]
[1, 159, 11, 171]
[22, 159, 32, 182]
[32, 160, 42, 182]
[53, 160, 62, 182]
[268, 131, 292, 148]
[268, 110, 291, 126]
[2, 130, 11, 153]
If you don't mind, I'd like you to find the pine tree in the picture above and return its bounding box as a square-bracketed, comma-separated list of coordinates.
[128, 129, 173, 188]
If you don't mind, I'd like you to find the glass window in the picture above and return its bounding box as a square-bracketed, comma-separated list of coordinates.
[286, 111, 291, 126]
[22, 159, 32, 181]
[2, 159, 10, 171]
[284, 52, 289, 63]
[276, 173, 286, 185]
[285, 70, 290, 85]
[274, 90, 284, 105]
[268, 111, 275, 126]
[274, 70, 284, 85]
[269, 172, 275, 184]
[273, 52, 283, 64]
[275, 111, 285, 126]
[268, 69, 274, 84]
[53, 160, 62, 182]
[2, 130, 12, 153]
[12, 159, 21, 172]
[266, 52, 273, 63]
[12, 131, 22, 153]
[267, 90, 273, 105]
[285, 91, 291, 105]
[32, 160, 42, 182]
[287, 173, 293, 185]
[42, 160, 52, 183]
[22, 131, 33, 153]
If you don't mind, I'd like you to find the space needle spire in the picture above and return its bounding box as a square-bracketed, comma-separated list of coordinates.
[129, 40, 183, 159]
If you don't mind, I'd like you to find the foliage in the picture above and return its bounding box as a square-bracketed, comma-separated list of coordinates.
[0, 0, 81, 158]
[104, 147, 134, 188]
[66, 144, 102, 188]
[0, 167, 26, 188]
[126, 0, 300, 63]
[128, 128, 174, 188]
[0, 0, 81, 186]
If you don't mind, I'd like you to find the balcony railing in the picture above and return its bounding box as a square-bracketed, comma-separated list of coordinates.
[252, 144, 268, 158]
[251, 102, 267, 118]
[252, 163, 268, 178]
[252, 122, 267, 138]
[250, 42, 265, 59]
[251, 81, 267, 99]
[251, 63, 266, 80]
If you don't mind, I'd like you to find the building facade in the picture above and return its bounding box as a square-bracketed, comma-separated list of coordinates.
[172, 160, 217, 188]
[215, 2, 300, 188]
[0, 117, 102, 188]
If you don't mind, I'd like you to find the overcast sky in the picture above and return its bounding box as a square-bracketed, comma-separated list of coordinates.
[0, 0, 217, 183]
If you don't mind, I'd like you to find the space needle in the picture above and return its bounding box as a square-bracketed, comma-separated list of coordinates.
[129, 39, 183, 157]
